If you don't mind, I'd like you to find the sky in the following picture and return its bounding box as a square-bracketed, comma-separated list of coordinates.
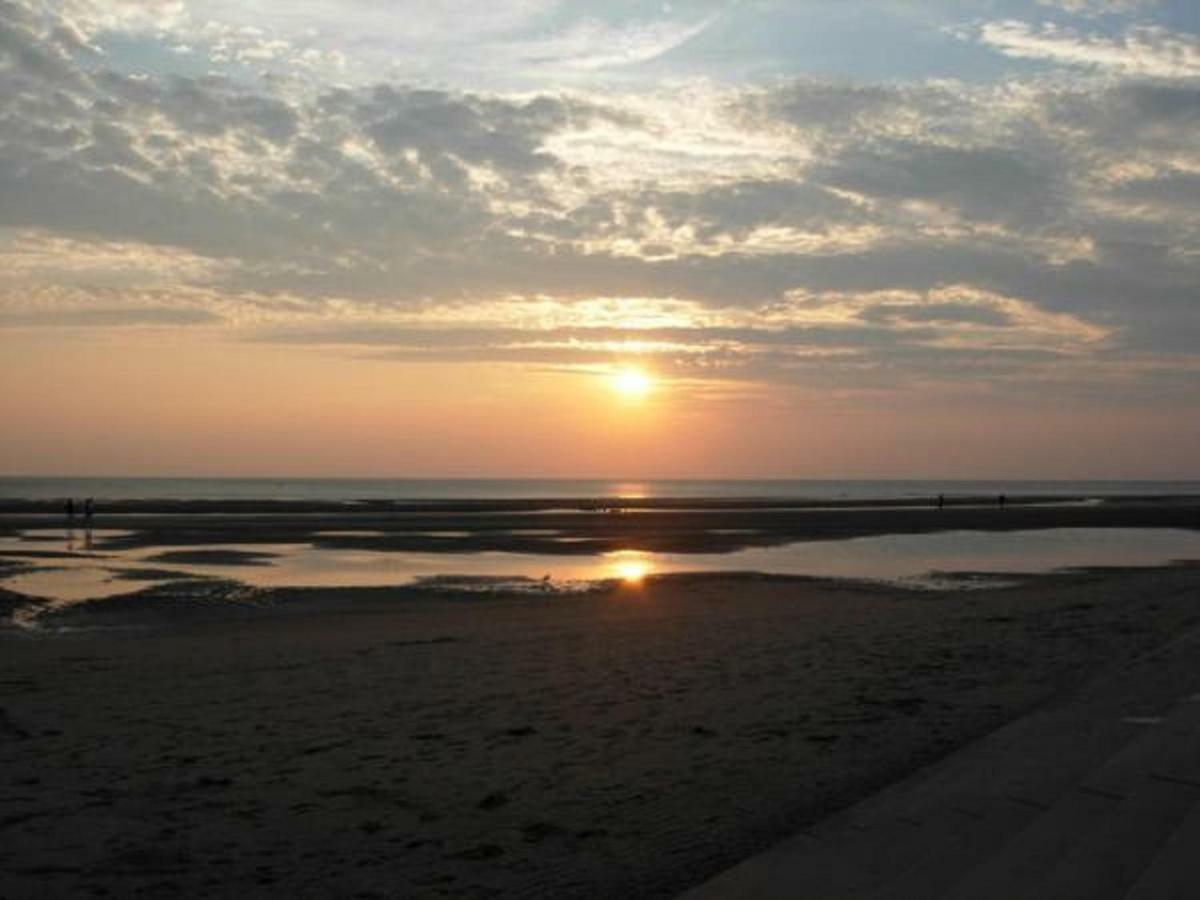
[2, 0, 1200, 478]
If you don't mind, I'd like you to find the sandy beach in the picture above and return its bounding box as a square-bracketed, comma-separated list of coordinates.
[8, 0, 1200, 887]
[4, 556, 1200, 897]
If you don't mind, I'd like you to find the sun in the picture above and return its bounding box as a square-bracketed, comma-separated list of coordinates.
[609, 366, 654, 399]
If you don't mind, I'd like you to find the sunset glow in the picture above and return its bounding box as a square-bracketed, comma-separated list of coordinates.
[610, 367, 655, 400]
[1, 0, 1199, 478]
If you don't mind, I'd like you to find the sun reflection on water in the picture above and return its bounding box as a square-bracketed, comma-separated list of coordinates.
[606, 550, 652, 584]
[614, 482, 649, 500]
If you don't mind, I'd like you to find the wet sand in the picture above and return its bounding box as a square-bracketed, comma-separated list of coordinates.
[4, 564, 1200, 897]
[2, 494, 1199, 558]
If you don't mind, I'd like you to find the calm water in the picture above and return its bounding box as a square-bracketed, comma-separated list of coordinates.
[4, 528, 1200, 611]
[3, 477, 1199, 502]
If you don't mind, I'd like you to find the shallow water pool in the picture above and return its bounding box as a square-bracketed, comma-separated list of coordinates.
[3, 527, 1200, 610]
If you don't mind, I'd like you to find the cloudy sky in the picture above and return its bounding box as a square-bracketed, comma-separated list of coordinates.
[2, 0, 1199, 477]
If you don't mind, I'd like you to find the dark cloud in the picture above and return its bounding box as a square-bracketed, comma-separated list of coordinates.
[1116, 82, 1200, 122]
[1112, 170, 1200, 208]
[812, 140, 1062, 225]
[739, 80, 906, 137]
[0, 1, 82, 87]
[0, 306, 223, 327]
[356, 87, 585, 175]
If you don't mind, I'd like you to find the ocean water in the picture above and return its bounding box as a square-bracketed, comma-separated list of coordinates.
[2, 477, 1199, 502]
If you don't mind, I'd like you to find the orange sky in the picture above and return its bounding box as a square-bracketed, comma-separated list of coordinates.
[4, 329, 1197, 478]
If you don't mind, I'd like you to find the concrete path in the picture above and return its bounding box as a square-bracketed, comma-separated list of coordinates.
[682, 626, 1200, 899]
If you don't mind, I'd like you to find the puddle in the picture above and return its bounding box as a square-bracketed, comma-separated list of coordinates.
[3, 528, 1200, 615]
[2, 567, 170, 604]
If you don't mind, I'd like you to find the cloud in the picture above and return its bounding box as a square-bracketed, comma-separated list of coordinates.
[51, 0, 725, 88]
[3, 0, 1200, 402]
[810, 140, 1062, 226]
[353, 85, 598, 175]
[977, 21, 1200, 78]
[515, 13, 719, 71]
[0, 305, 222, 327]
[235, 282, 1110, 395]
[0, 0, 87, 86]
[1034, 0, 1155, 15]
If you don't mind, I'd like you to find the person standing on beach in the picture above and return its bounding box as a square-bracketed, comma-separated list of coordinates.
[66, 498, 75, 521]
[937, 494, 944, 510]
[84, 497, 94, 522]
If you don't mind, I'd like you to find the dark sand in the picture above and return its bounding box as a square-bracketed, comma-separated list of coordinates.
[2, 493, 1200, 557]
[4, 562, 1200, 897]
[146, 549, 282, 567]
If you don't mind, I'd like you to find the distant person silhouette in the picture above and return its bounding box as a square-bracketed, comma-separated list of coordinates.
[66, 498, 75, 521]
[937, 494, 944, 510]
[84, 497, 94, 522]
[998, 494, 1006, 509]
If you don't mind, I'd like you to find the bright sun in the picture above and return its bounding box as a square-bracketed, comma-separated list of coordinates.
[610, 366, 654, 399]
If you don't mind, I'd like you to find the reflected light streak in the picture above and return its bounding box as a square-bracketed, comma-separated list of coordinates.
[607, 550, 653, 584]
[615, 482, 649, 499]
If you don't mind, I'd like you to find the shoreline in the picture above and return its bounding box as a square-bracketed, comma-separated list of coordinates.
[4, 497, 1200, 632]
[4, 491, 1199, 513]
[4, 564, 1200, 896]
[3, 495, 1200, 559]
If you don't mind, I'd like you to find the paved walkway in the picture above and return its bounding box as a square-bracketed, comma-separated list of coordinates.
[682, 626, 1200, 899]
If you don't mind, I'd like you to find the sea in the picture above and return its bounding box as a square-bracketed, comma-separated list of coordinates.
[0, 477, 1198, 502]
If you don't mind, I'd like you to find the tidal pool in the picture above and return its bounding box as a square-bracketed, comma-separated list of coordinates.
[3, 527, 1200, 610]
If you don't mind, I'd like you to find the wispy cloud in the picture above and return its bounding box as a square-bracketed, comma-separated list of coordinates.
[514, 13, 720, 71]
[1034, 0, 1156, 16]
[977, 20, 1200, 78]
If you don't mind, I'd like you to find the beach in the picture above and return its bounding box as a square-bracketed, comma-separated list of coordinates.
[9, 0, 1200, 888]
[4, 518, 1200, 896]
